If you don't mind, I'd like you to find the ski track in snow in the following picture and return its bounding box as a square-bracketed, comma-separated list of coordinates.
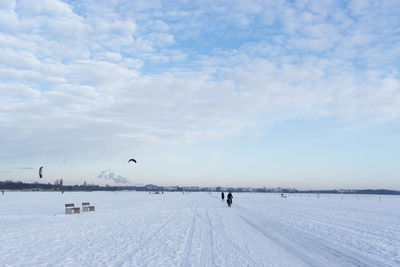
[120, 206, 184, 266]
[199, 210, 214, 267]
[1, 191, 399, 266]
[190, 197, 258, 266]
[179, 212, 196, 267]
[237, 210, 388, 267]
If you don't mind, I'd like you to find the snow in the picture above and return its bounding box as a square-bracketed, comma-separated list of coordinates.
[1, 192, 399, 266]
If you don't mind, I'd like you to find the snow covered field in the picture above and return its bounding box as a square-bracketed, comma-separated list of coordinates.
[1, 191, 399, 266]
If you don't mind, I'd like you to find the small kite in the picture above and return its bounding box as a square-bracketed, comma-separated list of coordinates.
[128, 159, 137, 163]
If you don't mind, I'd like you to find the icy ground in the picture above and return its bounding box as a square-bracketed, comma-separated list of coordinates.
[1, 192, 399, 266]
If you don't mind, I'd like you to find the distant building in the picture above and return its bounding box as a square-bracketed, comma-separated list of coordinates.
[167, 186, 178, 191]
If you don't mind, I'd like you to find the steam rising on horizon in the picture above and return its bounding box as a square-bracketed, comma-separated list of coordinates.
[97, 169, 129, 184]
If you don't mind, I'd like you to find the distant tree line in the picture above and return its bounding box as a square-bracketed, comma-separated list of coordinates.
[1, 180, 399, 195]
[298, 189, 400, 195]
[0, 180, 174, 192]
[0, 180, 133, 192]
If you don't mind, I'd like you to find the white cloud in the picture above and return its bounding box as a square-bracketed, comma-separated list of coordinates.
[1, 0, 400, 168]
[94, 19, 137, 36]
[0, 10, 19, 32]
[0, 48, 41, 70]
[0, 0, 16, 10]
[0, 83, 41, 101]
[147, 33, 174, 46]
[17, 0, 75, 17]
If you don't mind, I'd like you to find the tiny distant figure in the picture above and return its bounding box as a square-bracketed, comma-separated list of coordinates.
[62, 191, 64, 194]
[221, 192, 225, 200]
[227, 192, 233, 207]
[281, 193, 287, 198]
[2, 190, 4, 195]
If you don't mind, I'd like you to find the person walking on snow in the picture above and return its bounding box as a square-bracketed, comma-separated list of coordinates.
[227, 192, 233, 207]
[221, 192, 225, 200]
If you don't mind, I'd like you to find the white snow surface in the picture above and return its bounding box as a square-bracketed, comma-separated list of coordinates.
[1, 192, 399, 266]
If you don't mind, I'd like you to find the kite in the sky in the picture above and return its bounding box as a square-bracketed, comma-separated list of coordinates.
[39, 166, 43, 178]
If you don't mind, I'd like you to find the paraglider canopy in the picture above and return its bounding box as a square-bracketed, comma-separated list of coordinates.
[39, 166, 43, 178]
[128, 158, 137, 163]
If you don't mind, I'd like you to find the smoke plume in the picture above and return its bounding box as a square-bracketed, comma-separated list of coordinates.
[97, 169, 129, 184]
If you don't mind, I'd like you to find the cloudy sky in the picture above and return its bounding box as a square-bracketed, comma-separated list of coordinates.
[1, 0, 399, 189]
